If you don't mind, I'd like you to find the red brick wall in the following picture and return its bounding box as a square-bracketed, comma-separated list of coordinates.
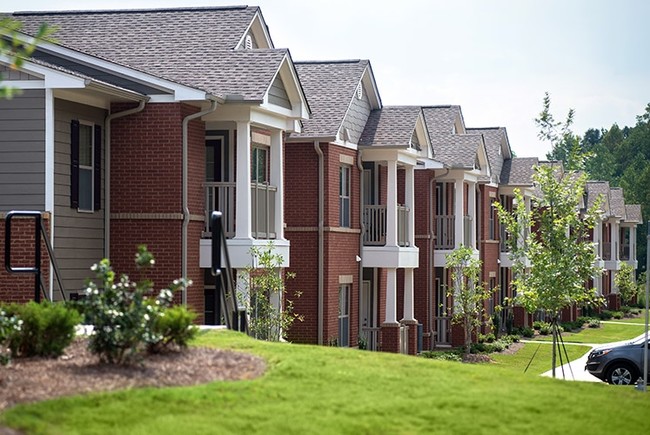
[109, 102, 205, 322]
[0, 214, 51, 303]
[414, 170, 434, 348]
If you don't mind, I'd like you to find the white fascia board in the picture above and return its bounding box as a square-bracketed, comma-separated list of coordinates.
[416, 158, 444, 170]
[236, 11, 273, 49]
[250, 107, 291, 130]
[362, 63, 382, 109]
[0, 55, 86, 89]
[1, 80, 45, 89]
[34, 42, 206, 101]
[361, 147, 418, 166]
[263, 55, 310, 120]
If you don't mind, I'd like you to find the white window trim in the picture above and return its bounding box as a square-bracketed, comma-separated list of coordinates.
[78, 120, 95, 212]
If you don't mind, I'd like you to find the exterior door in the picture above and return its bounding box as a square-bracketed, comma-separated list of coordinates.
[360, 279, 378, 350]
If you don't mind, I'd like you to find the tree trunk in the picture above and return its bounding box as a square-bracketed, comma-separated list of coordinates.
[551, 315, 558, 378]
[465, 316, 472, 354]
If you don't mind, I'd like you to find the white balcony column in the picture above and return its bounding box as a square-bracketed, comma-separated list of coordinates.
[270, 128, 284, 240]
[631, 226, 637, 262]
[386, 160, 398, 247]
[405, 165, 415, 246]
[468, 182, 476, 248]
[454, 180, 464, 248]
[611, 221, 619, 261]
[235, 121, 253, 240]
[403, 268, 415, 322]
[385, 268, 398, 324]
[593, 220, 601, 257]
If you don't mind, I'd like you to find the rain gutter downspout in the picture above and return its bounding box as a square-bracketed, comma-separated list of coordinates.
[315, 141, 324, 345]
[104, 98, 148, 258]
[182, 99, 218, 305]
[357, 149, 365, 347]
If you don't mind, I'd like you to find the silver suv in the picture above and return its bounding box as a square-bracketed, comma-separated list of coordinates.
[585, 336, 650, 385]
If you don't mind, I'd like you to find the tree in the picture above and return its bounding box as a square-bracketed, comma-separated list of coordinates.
[1, 17, 53, 98]
[240, 243, 302, 341]
[615, 262, 639, 307]
[445, 245, 491, 354]
[495, 166, 602, 376]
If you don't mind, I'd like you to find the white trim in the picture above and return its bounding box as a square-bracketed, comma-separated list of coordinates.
[45, 88, 55, 300]
[1, 80, 46, 89]
[236, 11, 273, 49]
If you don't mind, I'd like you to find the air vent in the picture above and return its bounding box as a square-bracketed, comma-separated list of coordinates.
[245, 34, 253, 50]
[356, 83, 363, 100]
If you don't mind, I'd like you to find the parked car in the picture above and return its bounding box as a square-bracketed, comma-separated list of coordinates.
[585, 336, 650, 385]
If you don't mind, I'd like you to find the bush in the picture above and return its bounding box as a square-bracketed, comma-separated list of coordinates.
[147, 305, 198, 353]
[612, 311, 624, 320]
[539, 323, 552, 335]
[504, 334, 521, 343]
[532, 320, 545, 331]
[4, 301, 80, 358]
[478, 333, 495, 343]
[588, 318, 601, 328]
[0, 308, 22, 365]
[517, 327, 534, 338]
[576, 316, 592, 326]
[421, 350, 462, 362]
[80, 246, 193, 364]
[599, 310, 614, 320]
[620, 305, 632, 315]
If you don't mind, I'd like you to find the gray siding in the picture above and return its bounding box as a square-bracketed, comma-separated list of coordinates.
[53, 98, 106, 294]
[0, 89, 46, 211]
[0, 65, 40, 81]
[268, 75, 292, 109]
[340, 85, 371, 144]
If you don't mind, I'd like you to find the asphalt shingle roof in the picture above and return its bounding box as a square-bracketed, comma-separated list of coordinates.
[625, 204, 642, 223]
[467, 127, 508, 182]
[585, 181, 611, 216]
[291, 60, 368, 138]
[500, 157, 539, 185]
[421, 106, 482, 168]
[10, 7, 286, 100]
[609, 187, 626, 219]
[359, 106, 422, 148]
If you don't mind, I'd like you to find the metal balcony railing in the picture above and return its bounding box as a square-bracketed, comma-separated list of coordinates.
[602, 241, 612, 261]
[463, 215, 472, 247]
[620, 243, 631, 261]
[362, 205, 410, 247]
[360, 326, 380, 351]
[434, 215, 455, 249]
[204, 182, 277, 239]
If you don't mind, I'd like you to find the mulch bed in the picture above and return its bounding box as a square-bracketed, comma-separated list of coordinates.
[0, 338, 267, 412]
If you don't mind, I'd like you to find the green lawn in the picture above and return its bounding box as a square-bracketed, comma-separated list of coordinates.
[491, 342, 590, 375]
[3, 331, 650, 434]
[534, 321, 646, 344]
[610, 312, 650, 324]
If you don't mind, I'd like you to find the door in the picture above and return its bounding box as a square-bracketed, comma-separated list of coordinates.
[360, 279, 378, 350]
[435, 267, 450, 345]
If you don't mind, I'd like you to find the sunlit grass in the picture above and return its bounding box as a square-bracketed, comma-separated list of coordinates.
[534, 322, 646, 344]
[2, 331, 650, 434]
[491, 342, 590, 375]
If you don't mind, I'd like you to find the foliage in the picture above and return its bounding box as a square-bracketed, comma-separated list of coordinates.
[240, 242, 302, 342]
[598, 310, 614, 320]
[538, 323, 552, 335]
[444, 245, 492, 353]
[588, 318, 601, 328]
[80, 245, 192, 364]
[0, 18, 55, 98]
[147, 306, 199, 353]
[0, 308, 22, 365]
[471, 335, 518, 354]
[615, 262, 639, 306]
[3, 301, 80, 358]
[420, 350, 462, 362]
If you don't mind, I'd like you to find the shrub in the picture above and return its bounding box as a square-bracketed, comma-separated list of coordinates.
[80, 246, 192, 364]
[539, 323, 552, 335]
[421, 350, 462, 362]
[576, 316, 592, 326]
[0, 308, 22, 365]
[588, 318, 601, 328]
[504, 334, 521, 343]
[612, 311, 624, 320]
[147, 305, 198, 353]
[4, 301, 80, 358]
[519, 327, 534, 338]
[532, 320, 545, 330]
[620, 305, 632, 315]
[478, 333, 495, 343]
[599, 310, 614, 320]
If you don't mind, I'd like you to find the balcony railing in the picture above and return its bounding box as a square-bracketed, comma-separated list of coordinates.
[434, 215, 455, 249]
[204, 182, 277, 239]
[360, 326, 380, 351]
[463, 215, 472, 247]
[602, 241, 612, 261]
[362, 204, 410, 247]
[620, 243, 631, 261]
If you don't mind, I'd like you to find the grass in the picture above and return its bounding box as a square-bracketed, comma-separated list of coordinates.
[533, 321, 646, 344]
[3, 331, 650, 434]
[491, 343, 590, 375]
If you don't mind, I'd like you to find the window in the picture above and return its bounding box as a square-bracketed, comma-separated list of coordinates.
[70, 120, 101, 211]
[338, 285, 350, 347]
[339, 165, 351, 227]
[489, 204, 496, 240]
[252, 146, 268, 183]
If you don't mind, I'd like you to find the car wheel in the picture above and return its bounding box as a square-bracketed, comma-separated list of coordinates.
[606, 363, 638, 385]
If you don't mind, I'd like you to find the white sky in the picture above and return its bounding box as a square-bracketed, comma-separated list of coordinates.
[10, 0, 650, 158]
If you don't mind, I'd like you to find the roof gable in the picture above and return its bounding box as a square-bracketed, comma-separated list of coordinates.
[359, 106, 428, 150]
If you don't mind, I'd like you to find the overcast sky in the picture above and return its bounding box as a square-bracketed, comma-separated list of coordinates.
[10, 0, 650, 158]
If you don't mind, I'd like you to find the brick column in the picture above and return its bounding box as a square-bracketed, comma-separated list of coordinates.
[381, 322, 401, 353]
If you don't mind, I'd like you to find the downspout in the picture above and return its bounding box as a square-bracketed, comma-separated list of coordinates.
[104, 99, 148, 258]
[182, 99, 218, 305]
[314, 141, 324, 345]
[357, 149, 365, 347]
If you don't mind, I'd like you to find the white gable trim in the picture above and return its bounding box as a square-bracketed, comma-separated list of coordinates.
[262, 54, 309, 120]
[236, 10, 274, 50]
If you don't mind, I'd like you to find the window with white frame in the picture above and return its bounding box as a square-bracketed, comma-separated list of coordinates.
[70, 120, 101, 212]
[338, 284, 350, 347]
[339, 165, 351, 227]
[252, 145, 268, 183]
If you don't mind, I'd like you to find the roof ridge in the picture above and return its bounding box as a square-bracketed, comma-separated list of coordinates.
[12, 6, 252, 15]
[467, 127, 502, 130]
[295, 59, 365, 65]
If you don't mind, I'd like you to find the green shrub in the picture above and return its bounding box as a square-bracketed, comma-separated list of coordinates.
[421, 350, 462, 362]
[478, 333, 495, 343]
[147, 305, 198, 353]
[599, 310, 614, 320]
[560, 322, 576, 332]
[576, 316, 592, 326]
[80, 246, 192, 364]
[620, 305, 632, 315]
[0, 308, 22, 365]
[588, 318, 601, 328]
[4, 301, 80, 358]
[539, 323, 552, 335]
[520, 327, 534, 338]
[504, 334, 521, 343]
[532, 320, 545, 330]
[612, 311, 623, 320]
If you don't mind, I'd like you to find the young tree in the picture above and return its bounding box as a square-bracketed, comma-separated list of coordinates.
[445, 245, 491, 354]
[615, 262, 639, 307]
[1, 18, 53, 98]
[495, 159, 602, 377]
[240, 243, 302, 342]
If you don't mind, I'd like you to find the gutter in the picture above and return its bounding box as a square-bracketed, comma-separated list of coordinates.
[181, 99, 218, 305]
[104, 98, 148, 258]
[314, 141, 324, 345]
[357, 149, 365, 348]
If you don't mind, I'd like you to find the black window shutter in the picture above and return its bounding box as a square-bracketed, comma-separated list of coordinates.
[94, 125, 102, 211]
[70, 120, 80, 208]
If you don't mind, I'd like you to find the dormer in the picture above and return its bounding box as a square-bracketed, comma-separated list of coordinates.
[236, 9, 274, 50]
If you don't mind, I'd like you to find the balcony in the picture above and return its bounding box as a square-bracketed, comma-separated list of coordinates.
[602, 241, 612, 261]
[204, 182, 277, 239]
[620, 243, 631, 261]
[434, 215, 454, 249]
[362, 204, 410, 247]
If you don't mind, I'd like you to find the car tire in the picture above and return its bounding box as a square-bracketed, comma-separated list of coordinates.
[606, 363, 638, 386]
